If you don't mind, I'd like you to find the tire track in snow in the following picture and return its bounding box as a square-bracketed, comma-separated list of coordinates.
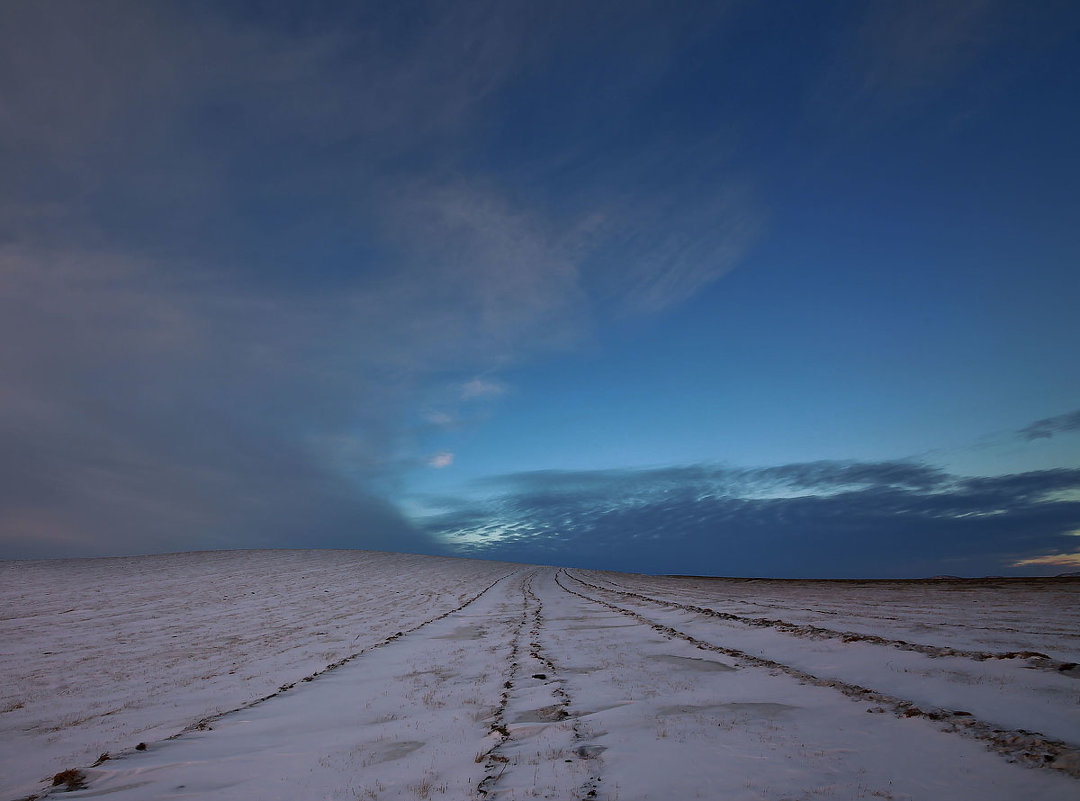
[658, 576, 1080, 640]
[573, 571, 1079, 675]
[523, 575, 604, 800]
[476, 572, 530, 797]
[20, 569, 522, 801]
[478, 570, 603, 800]
[175, 569, 523, 737]
[555, 570, 1080, 780]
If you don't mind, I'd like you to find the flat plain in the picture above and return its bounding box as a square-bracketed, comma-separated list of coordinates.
[2, 551, 1078, 800]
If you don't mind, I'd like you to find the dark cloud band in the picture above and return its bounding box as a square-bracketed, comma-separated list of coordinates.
[421, 461, 1080, 578]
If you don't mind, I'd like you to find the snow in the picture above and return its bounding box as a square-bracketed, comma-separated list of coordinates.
[564, 571, 1080, 746]
[0, 550, 516, 797]
[582, 571, 1080, 661]
[2, 552, 1078, 800]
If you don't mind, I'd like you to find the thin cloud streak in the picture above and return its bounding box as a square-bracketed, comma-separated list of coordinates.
[428, 452, 455, 469]
[1014, 550, 1080, 568]
[1018, 409, 1080, 441]
[461, 378, 509, 400]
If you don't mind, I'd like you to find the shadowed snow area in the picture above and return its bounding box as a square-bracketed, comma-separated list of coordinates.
[2, 553, 1079, 800]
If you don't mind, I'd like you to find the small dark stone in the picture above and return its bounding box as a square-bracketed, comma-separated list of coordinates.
[135, 742, 147, 750]
[532, 673, 547, 680]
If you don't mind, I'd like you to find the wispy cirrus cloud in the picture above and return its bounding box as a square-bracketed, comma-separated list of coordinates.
[598, 180, 762, 315]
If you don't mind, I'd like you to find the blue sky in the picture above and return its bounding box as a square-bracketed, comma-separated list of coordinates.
[1, 1, 1078, 576]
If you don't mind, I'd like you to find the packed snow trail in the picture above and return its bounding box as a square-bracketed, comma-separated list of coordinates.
[10, 565, 1080, 800]
[476, 571, 602, 799]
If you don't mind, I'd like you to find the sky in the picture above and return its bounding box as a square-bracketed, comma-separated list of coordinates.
[1, 0, 1078, 577]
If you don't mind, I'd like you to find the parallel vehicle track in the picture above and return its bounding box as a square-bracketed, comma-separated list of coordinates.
[556, 569, 1080, 778]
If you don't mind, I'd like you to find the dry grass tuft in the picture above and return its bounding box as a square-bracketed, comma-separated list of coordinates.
[51, 768, 86, 791]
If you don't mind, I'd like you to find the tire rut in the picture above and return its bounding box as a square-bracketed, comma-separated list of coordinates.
[478, 570, 604, 800]
[523, 577, 603, 800]
[571, 570, 1078, 675]
[21, 569, 523, 801]
[556, 570, 1080, 780]
[476, 573, 530, 798]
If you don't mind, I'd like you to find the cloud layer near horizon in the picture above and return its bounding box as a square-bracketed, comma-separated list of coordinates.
[419, 460, 1080, 577]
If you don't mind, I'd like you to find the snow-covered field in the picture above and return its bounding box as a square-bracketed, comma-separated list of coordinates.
[2, 552, 1078, 800]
